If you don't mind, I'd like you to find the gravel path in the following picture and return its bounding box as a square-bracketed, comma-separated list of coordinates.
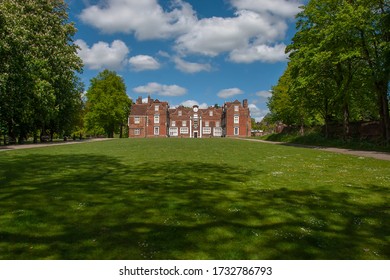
[235, 138, 390, 161]
[0, 138, 113, 152]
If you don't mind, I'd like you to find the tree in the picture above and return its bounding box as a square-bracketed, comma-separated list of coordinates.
[271, 0, 387, 141]
[268, 67, 317, 134]
[354, 0, 390, 142]
[0, 0, 83, 143]
[84, 70, 132, 138]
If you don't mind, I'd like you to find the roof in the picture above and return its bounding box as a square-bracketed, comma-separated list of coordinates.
[130, 103, 148, 116]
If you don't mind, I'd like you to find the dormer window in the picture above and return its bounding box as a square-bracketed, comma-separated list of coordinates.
[234, 105, 239, 112]
[209, 111, 213, 116]
[178, 110, 182, 116]
[155, 105, 159, 111]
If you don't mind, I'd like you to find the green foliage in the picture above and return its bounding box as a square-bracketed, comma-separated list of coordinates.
[0, 0, 83, 142]
[0, 139, 389, 259]
[269, 0, 389, 140]
[84, 70, 132, 138]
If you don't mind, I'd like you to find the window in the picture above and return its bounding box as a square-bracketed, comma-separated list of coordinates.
[178, 110, 182, 116]
[203, 127, 211, 134]
[180, 127, 188, 134]
[134, 117, 140, 124]
[154, 127, 159, 135]
[216, 121, 220, 127]
[234, 127, 239, 135]
[234, 114, 239, 124]
[171, 120, 176, 127]
[214, 127, 222, 137]
[209, 111, 213, 116]
[205, 121, 209, 127]
[234, 105, 239, 112]
[182, 120, 187, 127]
[155, 105, 159, 111]
[154, 115, 159, 124]
[169, 127, 178, 136]
[134, 129, 140, 135]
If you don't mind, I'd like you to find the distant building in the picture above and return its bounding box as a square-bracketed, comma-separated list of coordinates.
[128, 96, 251, 138]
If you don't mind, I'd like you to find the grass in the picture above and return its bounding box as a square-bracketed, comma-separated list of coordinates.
[260, 130, 390, 152]
[0, 138, 389, 260]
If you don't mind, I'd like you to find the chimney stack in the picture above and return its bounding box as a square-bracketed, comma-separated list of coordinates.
[243, 99, 248, 108]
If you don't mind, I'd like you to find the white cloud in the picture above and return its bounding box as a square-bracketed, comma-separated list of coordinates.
[256, 90, 273, 98]
[173, 57, 212, 73]
[217, 88, 244, 99]
[230, 0, 302, 18]
[133, 82, 187, 97]
[229, 43, 288, 63]
[180, 100, 208, 109]
[79, 0, 303, 64]
[79, 0, 197, 40]
[75, 39, 129, 70]
[175, 10, 284, 57]
[129, 55, 161, 71]
[248, 103, 270, 122]
[157, 51, 171, 58]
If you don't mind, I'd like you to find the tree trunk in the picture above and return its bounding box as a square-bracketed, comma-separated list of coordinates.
[50, 129, 54, 142]
[7, 122, 16, 144]
[376, 81, 390, 144]
[119, 123, 123, 138]
[300, 119, 305, 136]
[324, 115, 331, 139]
[343, 104, 350, 141]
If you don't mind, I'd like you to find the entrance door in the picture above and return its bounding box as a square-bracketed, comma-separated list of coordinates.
[194, 131, 198, 138]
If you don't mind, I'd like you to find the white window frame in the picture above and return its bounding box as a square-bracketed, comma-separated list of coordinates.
[234, 105, 239, 112]
[214, 127, 222, 137]
[203, 127, 211, 135]
[169, 127, 178, 137]
[209, 111, 213, 116]
[154, 115, 159, 124]
[180, 127, 189, 134]
[155, 105, 159, 111]
[171, 120, 176, 127]
[178, 110, 182, 116]
[205, 121, 209, 127]
[134, 129, 140, 135]
[234, 127, 239, 135]
[182, 120, 187, 127]
[216, 121, 220, 127]
[154, 126, 159, 135]
[234, 114, 239, 124]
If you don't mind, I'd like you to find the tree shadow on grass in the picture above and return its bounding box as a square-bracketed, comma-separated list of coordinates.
[0, 154, 389, 259]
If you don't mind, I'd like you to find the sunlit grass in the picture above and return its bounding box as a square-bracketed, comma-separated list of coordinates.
[0, 138, 389, 259]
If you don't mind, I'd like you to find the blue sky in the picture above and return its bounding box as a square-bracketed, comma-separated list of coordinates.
[66, 0, 304, 121]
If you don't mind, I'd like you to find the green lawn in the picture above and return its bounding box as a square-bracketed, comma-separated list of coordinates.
[0, 138, 389, 259]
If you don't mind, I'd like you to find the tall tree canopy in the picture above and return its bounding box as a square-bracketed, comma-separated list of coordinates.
[269, 0, 389, 141]
[84, 70, 132, 138]
[0, 0, 83, 143]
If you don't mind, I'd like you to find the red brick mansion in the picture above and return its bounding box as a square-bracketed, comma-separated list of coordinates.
[128, 96, 251, 138]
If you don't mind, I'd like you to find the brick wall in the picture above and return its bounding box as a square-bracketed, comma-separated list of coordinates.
[129, 97, 251, 138]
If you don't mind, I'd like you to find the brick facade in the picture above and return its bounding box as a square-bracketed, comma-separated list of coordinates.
[129, 96, 251, 138]
[128, 96, 168, 138]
